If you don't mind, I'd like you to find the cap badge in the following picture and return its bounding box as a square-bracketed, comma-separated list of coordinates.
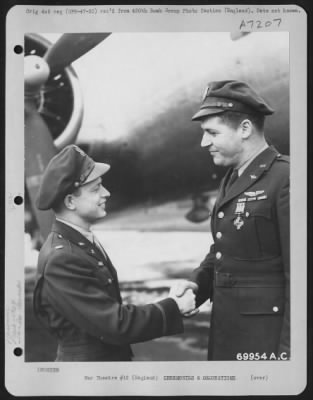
[202, 85, 210, 101]
[73, 145, 86, 157]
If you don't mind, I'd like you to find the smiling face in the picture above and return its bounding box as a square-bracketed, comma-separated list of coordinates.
[70, 177, 110, 227]
[200, 115, 245, 168]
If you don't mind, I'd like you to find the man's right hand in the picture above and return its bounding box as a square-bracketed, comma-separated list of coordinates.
[168, 288, 196, 315]
[171, 280, 199, 297]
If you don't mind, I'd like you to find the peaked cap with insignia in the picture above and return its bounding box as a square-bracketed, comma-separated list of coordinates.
[192, 80, 275, 121]
[36, 145, 110, 210]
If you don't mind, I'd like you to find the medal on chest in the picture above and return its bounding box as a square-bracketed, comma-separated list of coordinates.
[234, 200, 246, 230]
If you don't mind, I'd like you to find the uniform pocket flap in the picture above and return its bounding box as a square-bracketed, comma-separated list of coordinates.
[239, 287, 284, 315]
[244, 200, 272, 219]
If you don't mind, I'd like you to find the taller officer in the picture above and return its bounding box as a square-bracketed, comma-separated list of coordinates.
[33, 145, 195, 361]
[174, 80, 290, 360]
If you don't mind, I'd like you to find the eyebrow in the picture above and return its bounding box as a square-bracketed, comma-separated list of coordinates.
[89, 178, 102, 189]
[202, 127, 218, 133]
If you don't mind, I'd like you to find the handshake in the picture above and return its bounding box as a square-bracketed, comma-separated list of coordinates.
[168, 280, 199, 317]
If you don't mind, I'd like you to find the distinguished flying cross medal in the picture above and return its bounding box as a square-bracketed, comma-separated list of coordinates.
[234, 201, 246, 230]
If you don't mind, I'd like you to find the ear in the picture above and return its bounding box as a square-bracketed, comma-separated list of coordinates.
[63, 194, 76, 210]
[240, 119, 253, 139]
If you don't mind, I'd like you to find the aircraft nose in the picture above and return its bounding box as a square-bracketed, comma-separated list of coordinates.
[201, 132, 212, 147]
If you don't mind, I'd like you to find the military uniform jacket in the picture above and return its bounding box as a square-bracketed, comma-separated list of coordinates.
[33, 220, 183, 361]
[190, 146, 290, 360]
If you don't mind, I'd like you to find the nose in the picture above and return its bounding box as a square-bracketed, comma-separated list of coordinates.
[201, 132, 212, 148]
[101, 185, 110, 197]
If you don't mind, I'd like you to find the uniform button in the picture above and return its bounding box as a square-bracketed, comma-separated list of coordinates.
[245, 212, 250, 217]
[273, 306, 279, 312]
[57, 234, 63, 239]
[216, 232, 222, 239]
[108, 278, 112, 284]
[216, 252, 222, 260]
[218, 211, 224, 218]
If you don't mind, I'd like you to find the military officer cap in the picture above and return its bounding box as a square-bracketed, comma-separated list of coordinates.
[191, 80, 275, 121]
[36, 145, 110, 210]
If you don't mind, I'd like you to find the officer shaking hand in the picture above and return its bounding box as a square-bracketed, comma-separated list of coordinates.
[173, 80, 290, 361]
[33, 145, 196, 362]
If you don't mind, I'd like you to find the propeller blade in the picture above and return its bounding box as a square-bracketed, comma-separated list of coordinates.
[25, 100, 57, 239]
[44, 33, 111, 75]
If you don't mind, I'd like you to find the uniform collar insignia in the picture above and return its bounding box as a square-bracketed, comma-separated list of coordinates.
[217, 146, 278, 208]
[53, 220, 92, 250]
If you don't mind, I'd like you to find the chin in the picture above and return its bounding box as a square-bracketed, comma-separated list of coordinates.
[213, 157, 230, 167]
[212, 158, 223, 166]
[93, 212, 107, 222]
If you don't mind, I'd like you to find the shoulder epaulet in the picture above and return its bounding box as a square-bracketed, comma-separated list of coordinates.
[51, 233, 71, 251]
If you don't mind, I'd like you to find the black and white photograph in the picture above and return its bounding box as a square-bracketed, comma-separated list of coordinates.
[5, 4, 307, 396]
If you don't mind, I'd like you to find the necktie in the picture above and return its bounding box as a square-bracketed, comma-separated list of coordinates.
[225, 169, 238, 194]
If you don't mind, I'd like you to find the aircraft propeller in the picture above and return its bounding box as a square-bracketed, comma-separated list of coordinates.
[24, 33, 111, 239]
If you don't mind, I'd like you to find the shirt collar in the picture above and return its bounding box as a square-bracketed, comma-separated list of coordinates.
[56, 217, 94, 243]
[237, 143, 269, 176]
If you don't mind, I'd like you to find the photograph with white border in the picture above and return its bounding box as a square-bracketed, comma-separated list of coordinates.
[5, 4, 307, 396]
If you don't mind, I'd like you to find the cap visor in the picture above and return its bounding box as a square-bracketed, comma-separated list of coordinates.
[84, 162, 110, 184]
[191, 108, 225, 121]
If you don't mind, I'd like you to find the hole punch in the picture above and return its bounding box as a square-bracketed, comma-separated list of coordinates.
[14, 45, 23, 54]
[14, 196, 24, 205]
[14, 347, 23, 356]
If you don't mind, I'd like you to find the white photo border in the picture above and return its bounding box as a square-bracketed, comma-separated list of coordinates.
[5, 4, 307, 396]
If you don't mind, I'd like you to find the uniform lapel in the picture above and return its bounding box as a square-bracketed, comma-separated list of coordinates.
[52, 221, 118, 278]
[213, 170, 231, 212]
[218, 146, 278, 208]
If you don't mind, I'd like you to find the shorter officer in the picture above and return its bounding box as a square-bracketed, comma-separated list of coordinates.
[174, 80, 290, 360]
[33, 145, 195, 361]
